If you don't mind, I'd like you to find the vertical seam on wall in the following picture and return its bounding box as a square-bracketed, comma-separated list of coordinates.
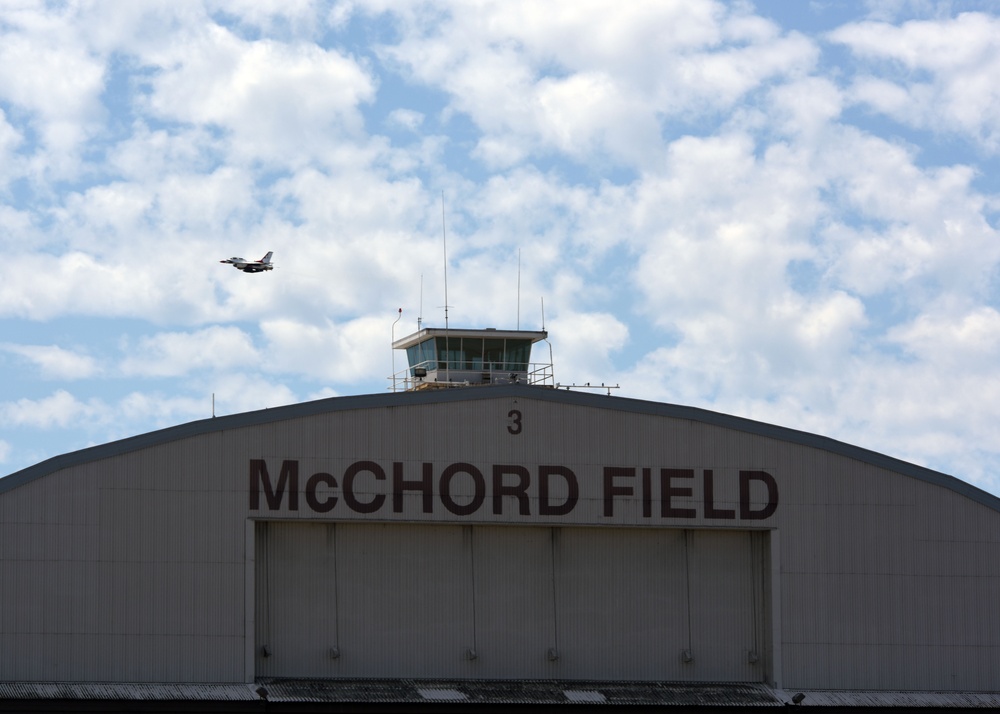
[550, 526, 560, 653]
[685, 529, 693, 652]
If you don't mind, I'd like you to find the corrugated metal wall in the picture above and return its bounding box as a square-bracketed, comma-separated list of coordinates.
[255, 521, 767, 682]
[0, 438, 246, 683]
[2, 390, 999, 690]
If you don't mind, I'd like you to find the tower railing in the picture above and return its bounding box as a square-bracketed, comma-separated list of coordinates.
[389, 359, 555, 392]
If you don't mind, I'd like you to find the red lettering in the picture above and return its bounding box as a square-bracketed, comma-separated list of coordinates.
[603, 467, 634, 517]
[305, 472, 337, 513]
[492, 465, 531, 516]
[642, 467, 652, 518]
[703, 469, 736, 519]
[661, 468, 695, 518]
[440, 463, 486, 516]
[246, 459, 778, 522]
[393, 462, 434, 513]
[739, 470, 778, 520]
[343, 460, 386, 514]
[539, 465, 578, 516]
[250, 459, 298, 511]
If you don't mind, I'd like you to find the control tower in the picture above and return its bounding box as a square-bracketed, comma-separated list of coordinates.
[391, 326, 553, 391]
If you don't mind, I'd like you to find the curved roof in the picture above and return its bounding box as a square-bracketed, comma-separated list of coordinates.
[2, 385, 998, 513]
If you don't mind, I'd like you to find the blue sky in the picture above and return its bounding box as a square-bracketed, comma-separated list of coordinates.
[1, 0, 999, 497]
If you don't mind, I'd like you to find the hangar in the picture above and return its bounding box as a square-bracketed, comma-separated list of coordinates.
[1, 327, 999, 710]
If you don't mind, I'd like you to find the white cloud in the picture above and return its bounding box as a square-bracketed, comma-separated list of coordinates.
[370, 0, 817, 168]
[0, 3, 106, 161]
[0, 251, 219, 323]
[821, 129, 1000, 298]
[888, 304, 1000, 368]
[117, 390, 216, 426]
[831, 12, 1000, 150]
[261, 315, 394, 384]
[120, 326, 260, 377]
[0, 343, 100, 380]
[0, 390, 107, 429]
[141, 24, 376, 165]
[767, 76, 844, 138]
[107, 123, 224, 182]
[547, 311, 629, 385]
[205, 0, 324, 35]
[205, 372, 300, 416]
[0, 108, 24, 182]
[386, 108, 425, 131]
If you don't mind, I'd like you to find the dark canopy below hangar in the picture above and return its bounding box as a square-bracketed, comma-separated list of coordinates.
[2, 384, 997, 514]
[4, 680, 1000, 711]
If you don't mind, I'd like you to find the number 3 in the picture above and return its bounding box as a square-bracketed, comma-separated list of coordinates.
[507, 409, 522, 435]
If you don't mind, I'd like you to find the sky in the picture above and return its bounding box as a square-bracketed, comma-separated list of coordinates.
[1, 0, 999, 497]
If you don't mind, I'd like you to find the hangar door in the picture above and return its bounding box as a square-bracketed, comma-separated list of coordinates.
[255, 522, 767, 681]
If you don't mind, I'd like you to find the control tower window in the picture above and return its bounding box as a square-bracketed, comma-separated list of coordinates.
[484, 338, 505, 371]
[406, 340, 435, 375]
[505, 340, 531, 372]
[435, 336, 463, 371]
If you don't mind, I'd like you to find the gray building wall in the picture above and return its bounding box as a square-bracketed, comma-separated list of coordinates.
[0, 386, 998, 690]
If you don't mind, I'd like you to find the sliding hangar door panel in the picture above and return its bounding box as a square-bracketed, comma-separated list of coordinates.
[255, 522, 765, 681]
[470, 525, 558, 678]
[552, 527, 689, 679]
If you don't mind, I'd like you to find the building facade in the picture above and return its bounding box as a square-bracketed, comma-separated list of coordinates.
[1, 384, 998, 703]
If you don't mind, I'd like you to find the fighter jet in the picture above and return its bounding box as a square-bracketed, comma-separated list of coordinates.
[220, 252, 274, 273]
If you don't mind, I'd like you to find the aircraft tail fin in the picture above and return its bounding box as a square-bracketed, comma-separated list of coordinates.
[262, 251, 273, 263]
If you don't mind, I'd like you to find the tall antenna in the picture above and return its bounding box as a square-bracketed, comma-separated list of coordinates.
[517, 248, 521, 330]
[442, 192, 450, 382]
[442, 192, 449, 331]
[391, 307, 402, 391]
[418, 273, 423, 330]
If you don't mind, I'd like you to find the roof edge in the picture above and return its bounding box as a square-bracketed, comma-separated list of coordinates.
[2, 385, 998, 514]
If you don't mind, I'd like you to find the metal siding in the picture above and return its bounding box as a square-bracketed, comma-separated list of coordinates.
[0, 432, 245, 682]
[256, 522, 561, 680]
[470, 525, 557, 678]
[2, 389, 1000, 692]
[254, 522, 767, 682]
[333, 523, 475, 678]
[687, 530, 765, 681]
[255, 521, 338, 677]
[778, 465, 1000, 691]
[552, 526, 691, 680]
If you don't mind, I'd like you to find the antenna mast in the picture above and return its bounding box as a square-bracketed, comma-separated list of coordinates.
[442, 192, 450, 382]
[517, 248, 521, 330]
[442, 193, 449, 332]
[391, 307, 402, 391]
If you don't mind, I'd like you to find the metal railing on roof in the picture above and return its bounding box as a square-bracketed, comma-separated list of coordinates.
[389, 359, 554, 392]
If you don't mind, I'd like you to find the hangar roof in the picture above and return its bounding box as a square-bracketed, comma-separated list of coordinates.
[2, 385, 998, 513]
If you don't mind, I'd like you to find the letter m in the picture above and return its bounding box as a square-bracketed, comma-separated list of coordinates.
[250, 459, 299, 511]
